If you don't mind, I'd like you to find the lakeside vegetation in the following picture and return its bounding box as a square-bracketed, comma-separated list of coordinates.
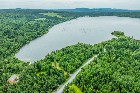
[64, 32, 140, 93]
[0, 9, 140, 92]
[6, 43, 99, 92]
[0, 9, 77, 92]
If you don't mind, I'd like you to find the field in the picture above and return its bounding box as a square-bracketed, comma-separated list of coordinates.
[40, 12, 63, 18]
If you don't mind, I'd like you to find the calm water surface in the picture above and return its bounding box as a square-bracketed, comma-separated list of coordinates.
[15, 16, 140, 62]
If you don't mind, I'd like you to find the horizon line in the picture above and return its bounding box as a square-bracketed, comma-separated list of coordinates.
[0, 8, 140, 10]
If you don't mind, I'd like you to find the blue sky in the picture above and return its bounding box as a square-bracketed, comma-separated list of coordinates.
[0, 0, 140, 10]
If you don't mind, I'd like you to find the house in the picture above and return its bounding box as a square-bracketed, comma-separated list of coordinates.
[7, 74, 19, 84]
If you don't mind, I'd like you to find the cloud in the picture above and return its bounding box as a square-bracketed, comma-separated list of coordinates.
[0, 0, 140, 9]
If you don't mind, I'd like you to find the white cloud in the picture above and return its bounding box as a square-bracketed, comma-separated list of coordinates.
[0, 0, 140, 9]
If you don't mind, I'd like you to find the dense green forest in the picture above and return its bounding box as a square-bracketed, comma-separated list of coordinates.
[6, 43, 100, 92]
[0, 9, 78, 92]
[64, 32, 140, 93]
[0, 9, 140, 92]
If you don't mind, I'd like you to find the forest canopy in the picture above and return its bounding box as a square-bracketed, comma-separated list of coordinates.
[64, 32, 140, 93]
[0, 9, 140, 92]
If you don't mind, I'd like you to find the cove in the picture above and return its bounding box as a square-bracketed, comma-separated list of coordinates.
[15, 16, 140, 62]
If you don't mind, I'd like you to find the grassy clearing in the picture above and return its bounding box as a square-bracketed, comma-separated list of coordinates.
[52, 62, 68, 78]
[52, 62, 62, 70]
[35, 18, 46, 21]
[36, 71, 46, 76]
[68, 84, 83, 93]
[40, 12, 63, 18]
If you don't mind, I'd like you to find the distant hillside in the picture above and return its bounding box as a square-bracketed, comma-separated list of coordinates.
[54, 8, 140, 12]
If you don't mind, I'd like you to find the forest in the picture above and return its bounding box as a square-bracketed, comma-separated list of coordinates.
[64, 32, 140, 93]
[0, 9, 78, 92]
[0, 9, 140, 92]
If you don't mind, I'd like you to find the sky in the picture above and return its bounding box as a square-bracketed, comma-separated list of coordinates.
[0, 0, 140, 10]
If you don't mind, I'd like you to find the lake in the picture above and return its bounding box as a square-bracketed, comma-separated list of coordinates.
[15, 16, 140, 62]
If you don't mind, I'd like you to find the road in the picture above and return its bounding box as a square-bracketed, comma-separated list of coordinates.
[55, 55, 97, 93]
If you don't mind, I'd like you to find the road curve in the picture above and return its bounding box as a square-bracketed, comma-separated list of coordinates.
[55, 55, 97, 93]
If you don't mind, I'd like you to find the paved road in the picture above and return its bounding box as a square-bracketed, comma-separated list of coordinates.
[55, 55, 97, 93]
